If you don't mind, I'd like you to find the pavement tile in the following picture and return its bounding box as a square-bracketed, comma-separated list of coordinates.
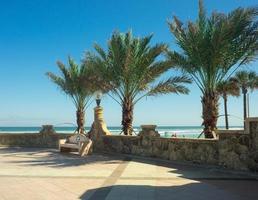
[0, 147, 257, 200]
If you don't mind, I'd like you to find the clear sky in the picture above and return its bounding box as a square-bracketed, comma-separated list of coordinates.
[0, 0, 257, 127]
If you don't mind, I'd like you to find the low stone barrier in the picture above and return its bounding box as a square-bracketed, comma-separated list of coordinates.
[94, 125, 219, 165]
[218, 130, 250, 171]
[94, 123, 258, 172]
[0, 125, 71, 148]
[97, 135, 219, 165]
[0, 120, 258, 172]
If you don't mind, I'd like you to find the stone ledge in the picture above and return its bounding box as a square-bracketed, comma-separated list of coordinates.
[217, 130, 246, 139]
[0, 133, 72, 136]
[0, 133, 40, 136]
[246, 117, 258, 134]
[246, 117, 258, 121]
[217, 130, 244, 134]
[102, 135, 140, 139]
[0, 133, 72, 148]
[168, 137, 217, 143]
[102, 135, 217, 143]
[102, 135, 218, 142]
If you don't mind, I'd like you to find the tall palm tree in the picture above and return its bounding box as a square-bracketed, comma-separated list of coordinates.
[85, 31, 192, 135]
[167, 0, 258, 138]
[230, 70, 258, 122]
[46, 57, 96, 134]
[217, 80, 240, 129]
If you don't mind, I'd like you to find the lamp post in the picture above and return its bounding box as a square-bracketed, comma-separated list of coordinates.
[88, 91, 111, 139]
[95, 92, 102, 107]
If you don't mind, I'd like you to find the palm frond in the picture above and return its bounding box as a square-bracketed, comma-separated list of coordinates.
[216, 80, 240, 97]
[230, 70, 258, 92]
[84, 31, 191, 107]
[167, 1, 258, 94]
[46, 57, 97, 110]
[147, 76, 192, 96]
[46, 72, 69, 94]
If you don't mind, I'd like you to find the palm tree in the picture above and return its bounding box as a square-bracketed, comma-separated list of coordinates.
[167, 0, 258, 138]
[217, 80, 240, 129]
[230, 70, 258, 123]
[46, 57, 96, 134]
[85, 31, 192, 135]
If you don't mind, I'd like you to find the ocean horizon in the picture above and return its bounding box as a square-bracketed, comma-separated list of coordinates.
[0, 126, 243, 138]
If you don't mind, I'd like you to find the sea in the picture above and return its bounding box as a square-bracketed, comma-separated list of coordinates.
[0, 126, 243, 139]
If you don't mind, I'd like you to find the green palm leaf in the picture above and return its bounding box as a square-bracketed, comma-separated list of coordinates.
[85, 31, 191, 135]
[46, 57, 97, 134]
[167, 0, 258, 138]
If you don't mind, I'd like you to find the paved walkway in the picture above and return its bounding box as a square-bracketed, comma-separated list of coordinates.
[0, 147, 257, 200]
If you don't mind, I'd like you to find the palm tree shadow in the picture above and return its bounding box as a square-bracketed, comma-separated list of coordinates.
[0, 147, 218, 174]
[0, 147, 125, 168]
[1, 147, 257, 199]
[1, 147, 256, 181]
[80, 182, 255, 200]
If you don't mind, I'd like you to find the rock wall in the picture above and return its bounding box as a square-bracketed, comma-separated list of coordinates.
[97, 136, 219, 165]
[0, 120, 258, 172]
[218, 131, 252, 171]
[0, 125, 71, 148]
[95, 123, 258, 172]
[247, 118, 258, 171]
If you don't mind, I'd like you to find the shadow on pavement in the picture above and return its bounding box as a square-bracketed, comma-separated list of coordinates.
[0, 147, 125, 168]
[80, 181, 258, 200]
[1, 147, 258, 200]
[1, 147, 257, 180]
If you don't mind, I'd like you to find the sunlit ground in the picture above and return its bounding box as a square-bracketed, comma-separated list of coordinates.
[0, 147, 257, 200]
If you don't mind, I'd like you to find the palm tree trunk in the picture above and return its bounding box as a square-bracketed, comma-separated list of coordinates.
[243, 90, 247, 120]
[76, 109, 85, 134]
[223, 94, 229, 129]
[201, 91, 219, 138]
[122, 97, 134, 135]
[242, 87, 247, 128]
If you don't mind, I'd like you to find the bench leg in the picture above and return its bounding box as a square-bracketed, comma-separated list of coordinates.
[79, 141, 93, 157]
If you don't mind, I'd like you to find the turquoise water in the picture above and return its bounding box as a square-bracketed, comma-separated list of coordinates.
[0, 126, 243, 139]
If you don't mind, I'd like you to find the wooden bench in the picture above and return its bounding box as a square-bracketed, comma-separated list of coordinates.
[59, 134, 92, 156]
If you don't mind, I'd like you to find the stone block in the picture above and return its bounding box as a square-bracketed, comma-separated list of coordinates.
[138, 125, 160, 138]
[235, 144, 248, 155]
[220, 151, 248, 171]
[246, 118, 258, 151]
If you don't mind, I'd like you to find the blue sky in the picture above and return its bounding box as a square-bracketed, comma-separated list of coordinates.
[0, 0, 257, 127]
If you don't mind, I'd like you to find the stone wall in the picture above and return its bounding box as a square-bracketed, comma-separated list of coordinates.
[218, 131, 252, 171]
[94, 123, 258, 172]
[97, 136, 219, 165]
[247, 118, 258, 171]
[0, 120, 258, 172]
[0, 125, 71, 148]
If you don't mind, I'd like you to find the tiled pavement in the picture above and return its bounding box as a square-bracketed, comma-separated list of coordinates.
[0, 147, 257, 200]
